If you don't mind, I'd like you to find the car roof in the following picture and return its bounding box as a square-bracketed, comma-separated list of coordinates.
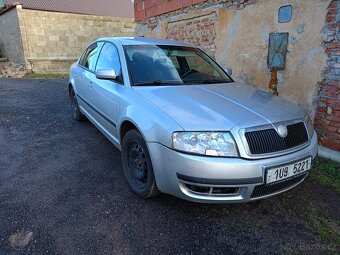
[97, 37, 195, 47]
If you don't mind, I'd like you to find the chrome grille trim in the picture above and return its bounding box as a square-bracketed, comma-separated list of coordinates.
[245, 122, 308, 154]
[239, 119, 310, 158]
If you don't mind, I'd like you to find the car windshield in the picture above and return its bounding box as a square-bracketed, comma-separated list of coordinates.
[124, 45, 232, 86]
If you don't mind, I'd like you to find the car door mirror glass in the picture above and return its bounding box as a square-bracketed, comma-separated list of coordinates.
[224, 67, 232, 76]
[96, 69, 118, 80]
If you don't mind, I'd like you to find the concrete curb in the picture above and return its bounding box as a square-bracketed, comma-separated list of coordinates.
[318, 146, 340, 163]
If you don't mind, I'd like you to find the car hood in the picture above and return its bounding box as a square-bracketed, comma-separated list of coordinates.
[133, 83, 305, 131]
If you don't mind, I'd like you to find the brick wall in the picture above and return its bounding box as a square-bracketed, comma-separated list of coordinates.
[135, 0, 339, 152]
[135, 0, 206, 21]
[134, 0, 257, 21]
[314, 0, 340, 151]
[135, 0, 257, 58]
[166, 12, 218, 57]
[0, 7, 25, 64]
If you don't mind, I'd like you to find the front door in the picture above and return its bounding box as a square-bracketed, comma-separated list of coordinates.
[90, 42, 124, 141]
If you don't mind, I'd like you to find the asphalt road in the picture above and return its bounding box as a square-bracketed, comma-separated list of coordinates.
[0, 79, 338, 255]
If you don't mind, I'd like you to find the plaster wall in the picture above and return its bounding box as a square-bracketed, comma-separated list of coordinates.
[0, 7, 25, 64]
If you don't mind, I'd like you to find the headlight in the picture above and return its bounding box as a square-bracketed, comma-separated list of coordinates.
[304, 114, 314, 137]
[172, 132, 238, 157]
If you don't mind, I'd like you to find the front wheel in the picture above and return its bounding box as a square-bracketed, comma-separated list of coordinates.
[121, 129, 159, 198]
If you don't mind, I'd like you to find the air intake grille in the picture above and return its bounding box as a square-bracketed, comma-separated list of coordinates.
[251, 173, 307, 198]
[245, 122, 308, 155]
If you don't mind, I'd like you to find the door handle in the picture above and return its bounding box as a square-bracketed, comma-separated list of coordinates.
[89, 81, 93, 87]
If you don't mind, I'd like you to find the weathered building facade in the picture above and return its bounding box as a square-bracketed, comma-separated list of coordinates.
[134, 0, 339, 152]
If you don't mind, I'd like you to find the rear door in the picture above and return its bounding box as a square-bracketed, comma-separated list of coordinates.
[90, 42, 124, 141]
[76, 42, 103, 114]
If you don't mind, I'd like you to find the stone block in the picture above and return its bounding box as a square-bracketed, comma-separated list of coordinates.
[49, 35, 59, 41]
[34, 29, 45, 36]
[36, 41, 47, 47]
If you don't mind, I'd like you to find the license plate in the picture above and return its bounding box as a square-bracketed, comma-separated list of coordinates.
[266, 157, 312, 184]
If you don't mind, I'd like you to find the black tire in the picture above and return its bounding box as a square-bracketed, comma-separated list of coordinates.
[69, 87, 85, 121]
[121, 129, 159, 198]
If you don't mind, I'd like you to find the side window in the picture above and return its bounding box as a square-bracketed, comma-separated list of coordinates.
[96, 42, 122, 77]
[185, 55, 219, 78]
[80, 42, 103, 71]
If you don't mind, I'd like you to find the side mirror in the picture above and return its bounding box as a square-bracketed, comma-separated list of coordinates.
[224, 67, 232, 76]
[96, 69, 117, 80]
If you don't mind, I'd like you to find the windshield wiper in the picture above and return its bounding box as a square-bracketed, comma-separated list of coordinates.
[133, 80, 184, 86]
[184, 79, 231, 84]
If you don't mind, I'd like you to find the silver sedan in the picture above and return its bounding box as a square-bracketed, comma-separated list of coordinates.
[68, 37, 318, 203]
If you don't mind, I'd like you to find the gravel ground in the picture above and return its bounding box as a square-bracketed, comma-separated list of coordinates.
[0, 79, 339, 255]
[0, 63, 27, 79]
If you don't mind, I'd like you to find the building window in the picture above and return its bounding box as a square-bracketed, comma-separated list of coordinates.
[278, 5, 292, 23]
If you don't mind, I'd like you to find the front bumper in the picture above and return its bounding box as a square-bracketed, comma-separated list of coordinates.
[148, 132, 318, 203]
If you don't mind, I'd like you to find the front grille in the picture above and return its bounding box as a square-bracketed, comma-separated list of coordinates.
[245, 122, 308, 155]
[251, 173, 307, 198]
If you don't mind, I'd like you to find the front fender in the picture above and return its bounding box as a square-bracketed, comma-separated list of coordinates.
[117, 101, 183, 148]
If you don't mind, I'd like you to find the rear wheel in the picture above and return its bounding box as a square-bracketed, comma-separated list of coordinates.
[122, 129, 158, 198]
[69, 87, 85, 121]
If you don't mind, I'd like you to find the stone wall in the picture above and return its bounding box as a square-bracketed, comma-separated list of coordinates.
[0, 7, 25, 64]
[135, 0, 339, 152]
[0, 5, 136, 73]
[314, 0, 339, 151]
